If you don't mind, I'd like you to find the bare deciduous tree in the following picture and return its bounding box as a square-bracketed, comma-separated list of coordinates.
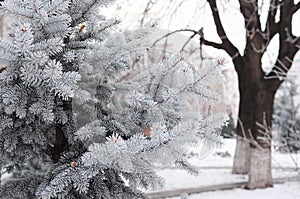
[199, 0, 300, 189]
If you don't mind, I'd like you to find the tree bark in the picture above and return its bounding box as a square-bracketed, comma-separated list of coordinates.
[52, 99, 73, 162]
[246, 80, 275, 188]
[232, 63, 256, 174]
[247, 146, 273, 189]
[231, 48, 275, 189]
[233, 82, 275, 188]
[52, 123, 68, 162]
[232, 137, 250, 174]
[232, 47, 261, 173]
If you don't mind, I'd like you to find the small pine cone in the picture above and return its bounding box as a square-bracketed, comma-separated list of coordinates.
[79, 24, 86, 32]
[71, 162, 77, 168]
[144, 126, 151, 138]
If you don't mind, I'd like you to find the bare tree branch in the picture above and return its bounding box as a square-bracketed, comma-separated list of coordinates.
[200, 37, 224, 50]
[167, 0, 188, 28]
[263, 0, 279, 44]
[180, 32, 197, 52]
[265, 0, 299, 89]
[239, 0, 261, 31]
[140, 0, 157, 27]
[206, 0, 241, 60]
[293, 1, 300, 13]
[151, 28, 197, 47]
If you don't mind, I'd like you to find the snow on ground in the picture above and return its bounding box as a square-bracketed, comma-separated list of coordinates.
[152, 168, 299, 192]
[188, 139, 300, 169]
[147, 139, 300, 198]
[153, 168, 245, 191]
[169, 181, 300, 199]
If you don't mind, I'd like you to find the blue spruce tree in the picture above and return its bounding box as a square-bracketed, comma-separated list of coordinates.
[0, 0, 227, 198]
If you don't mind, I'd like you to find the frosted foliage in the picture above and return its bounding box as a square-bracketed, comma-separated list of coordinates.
[273, 78, 300, 152]
[0, 0, 226, 198]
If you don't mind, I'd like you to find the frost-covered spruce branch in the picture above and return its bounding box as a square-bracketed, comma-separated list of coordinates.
[0, 0, 227, 198]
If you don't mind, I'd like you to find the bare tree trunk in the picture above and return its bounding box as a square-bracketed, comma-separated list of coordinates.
[231, 51, 275, 189]
[232, 51, 260, 175]
[232, 137, 250, 174]
[246, 81, 275, 188]
[234, 88, 274, 189]
[232, 72, 255, 174]
[247, 146, 273, 189]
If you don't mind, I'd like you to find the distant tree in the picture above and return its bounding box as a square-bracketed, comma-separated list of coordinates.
[273, 78, 300, 152]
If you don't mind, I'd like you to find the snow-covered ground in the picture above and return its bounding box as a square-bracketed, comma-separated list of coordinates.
[148, 139, 300, 198]
[170, 181, 300, 199]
